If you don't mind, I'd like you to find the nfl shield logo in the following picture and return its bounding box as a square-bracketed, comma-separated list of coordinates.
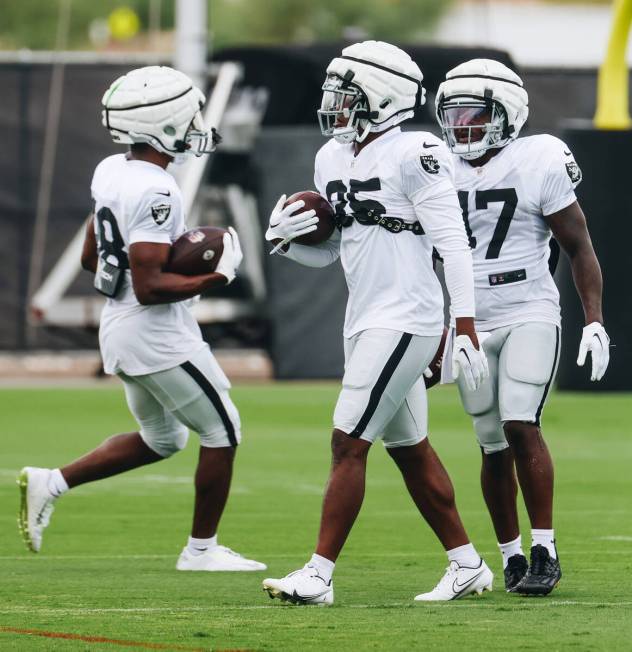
[186, 230, 206, 243]
[151, 203, 171, 225]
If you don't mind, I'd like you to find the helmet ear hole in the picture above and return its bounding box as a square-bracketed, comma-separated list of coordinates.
[163, 125, 176, 136]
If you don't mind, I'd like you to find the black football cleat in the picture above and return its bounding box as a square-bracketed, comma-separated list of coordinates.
[515, 544, 561, 596]
[504, 553, 528, 592]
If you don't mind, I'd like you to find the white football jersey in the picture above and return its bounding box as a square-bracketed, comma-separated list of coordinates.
[313, 127, 459, 338]
[453, 134, 582, 330]
[91, 154, 207, 376]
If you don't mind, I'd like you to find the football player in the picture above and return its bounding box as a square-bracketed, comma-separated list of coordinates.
[261, 41, 492, 604]
[435, 59, 610, 595]
[18, 66, 265, 572]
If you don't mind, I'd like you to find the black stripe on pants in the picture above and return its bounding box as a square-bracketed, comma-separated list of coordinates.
[534, 327, 561, 427]
[349, 333, 413, 438]
[180, 361, 238, 447]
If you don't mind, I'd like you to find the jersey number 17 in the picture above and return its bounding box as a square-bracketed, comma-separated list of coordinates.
[458, 188, 518, 259]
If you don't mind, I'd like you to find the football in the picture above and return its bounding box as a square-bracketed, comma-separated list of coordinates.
[424, 326, 448, 389]
[166, 226, 226, 275]
[284, 190, 336, 245]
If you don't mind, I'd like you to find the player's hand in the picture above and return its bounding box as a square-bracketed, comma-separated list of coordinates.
[452, 334, 489, 391]
[577, 321, 610, 381]
[265, 194, 318, 254]
[215, 227, 243, 285]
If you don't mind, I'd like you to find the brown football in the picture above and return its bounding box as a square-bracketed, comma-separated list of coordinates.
[284, 190, 336, 245]
[166, 226, 226, 275]
[424, 327, 448, 389]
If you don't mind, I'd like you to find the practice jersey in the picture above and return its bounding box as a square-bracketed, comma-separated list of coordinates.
[91, 154, 207, 376]
[453, 134, 582, 330]
[313, 127, 460, 338]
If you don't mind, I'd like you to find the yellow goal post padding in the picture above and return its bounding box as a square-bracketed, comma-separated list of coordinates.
[594, 0, 632, 129]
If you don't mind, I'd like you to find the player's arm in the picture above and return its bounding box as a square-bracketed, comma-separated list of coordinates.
[545, 202, 609, 380]
[402, 150, 478, 339]
[540, 139, 609, 380]
[417, 190, 489, 390]
[403, 146, 488, 390]
[545, 201, 603, 325]
[417, 187, 478, 337]
[129, 235, 238, 306]
[80, 215, 98, 274]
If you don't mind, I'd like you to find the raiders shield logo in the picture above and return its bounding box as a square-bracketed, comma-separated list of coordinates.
[420, 154, 440, 174]
[565, 161, 582, 183]
[151, 203, 171, 225]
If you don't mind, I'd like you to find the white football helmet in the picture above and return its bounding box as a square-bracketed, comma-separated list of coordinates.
[102, 66, 219, 157]
[318, 40, 426, 144]
[435, 59, 528, 160]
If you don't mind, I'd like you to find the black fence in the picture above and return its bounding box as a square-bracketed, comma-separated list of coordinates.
[0, 44, 628, 386]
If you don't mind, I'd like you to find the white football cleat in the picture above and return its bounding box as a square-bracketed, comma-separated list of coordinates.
[176, 545, 266, 571]
[414, 559, 493, 601]
[17, 467, 56, 553]
[262, 564, 334, 605]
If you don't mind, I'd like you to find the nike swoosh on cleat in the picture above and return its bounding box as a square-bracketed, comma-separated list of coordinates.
[452, 570, 486, 596]
[291, 589, 330, 601]
[563, 150, 572, 156]
[156, 191, 171, 196]
[423, 142, 439, 148]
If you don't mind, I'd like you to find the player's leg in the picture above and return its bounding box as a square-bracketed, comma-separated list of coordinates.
[191, 446, 235, 539]
[385, 385, 468, 549]
[137, 348, 264, 571]
[456, 327, 527, 591]
[498, 322, 561, 595]
[264, 329, 428, 605]
[383, 376, 492, 601]
[315, 431, 372, 562]
[17, 375, 178, 553]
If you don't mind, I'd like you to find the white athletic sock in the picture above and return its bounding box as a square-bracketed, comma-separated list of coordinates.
[187, 535, 217, 556]
[447, 543, 481, 568]
[47, 468, 69, 497]
[309, 553, 335, 584]
[532, 529, 556, 559]
[498, 535, 524, 569]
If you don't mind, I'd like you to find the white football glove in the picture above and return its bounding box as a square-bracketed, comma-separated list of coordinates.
[577, 321, 610, 381]
[265, 194, 318, 254]
[215, 227, 243, 285]
[452, 334, 489, 392]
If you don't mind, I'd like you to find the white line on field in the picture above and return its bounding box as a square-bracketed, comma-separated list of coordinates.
[597, 536, 632, 542]
[0, 601, 631, 616]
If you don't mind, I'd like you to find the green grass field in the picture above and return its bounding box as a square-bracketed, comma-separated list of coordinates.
[1, 383, 631, 651]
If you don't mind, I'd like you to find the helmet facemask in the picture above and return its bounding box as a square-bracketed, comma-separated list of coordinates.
[175, 112, 221, 156]
[318, 74, 373, 144]
[438, 96, 509, 160]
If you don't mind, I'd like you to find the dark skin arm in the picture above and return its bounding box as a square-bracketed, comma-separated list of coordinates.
[80, 216, 227, 304]
[81, 215, 98, 273]
[544, 200, 604, 325]
[129, 241, 228, 305]
[455, 317, 479, 349]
